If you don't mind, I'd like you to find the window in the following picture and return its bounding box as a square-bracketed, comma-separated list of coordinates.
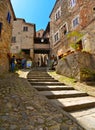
[0, 22, 2, 37]
[23, 26, 28, 31]
[38, 33, 40, 37]
[54, 31, 60, 43]
[11, 37, 16, 43]
[93, 7, 95, 11]
[16, 46, 19, 49]
[70, 0, 76, 8]
[7, 12, 11, 23]
[61, 23, 68, 35]
[72, 16, 79, 28]
[55, 7, 61, 20]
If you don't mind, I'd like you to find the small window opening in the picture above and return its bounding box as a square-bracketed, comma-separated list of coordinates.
[0, 22, 2, 37]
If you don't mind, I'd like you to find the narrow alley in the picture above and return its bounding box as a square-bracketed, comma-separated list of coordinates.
[0, 0, 95, 129]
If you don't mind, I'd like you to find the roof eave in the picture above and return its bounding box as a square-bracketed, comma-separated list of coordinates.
[49, 0, 57, 18]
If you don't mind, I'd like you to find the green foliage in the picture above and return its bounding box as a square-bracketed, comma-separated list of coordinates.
[48, 71, 76, 85]
[70, 43, 80, 50]
[62, 57, 66, 60]
[81, 68, 95, 75]
[81, 68, 95, 81]
[67, 31, 84, 50]
[67, 31, 83, 38]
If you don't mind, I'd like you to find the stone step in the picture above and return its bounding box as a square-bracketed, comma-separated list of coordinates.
[70, 108, 95, 130]
[28, 71, 47, 72]
[70, 107, 95, 118]
[30, 82, 65, 86]
[29, 71, 47, 72]
[28, 73, 50, 76]
[28, 75, 52, 78]
[27, 69, 95, 130]
[28, 72, 49, 76]
[32, 85, 74, 91]
[28, 79, 59, 82]
[50, 96, 95, 112]
[39, 90, 87, 99]
[27, 77, 54, 79]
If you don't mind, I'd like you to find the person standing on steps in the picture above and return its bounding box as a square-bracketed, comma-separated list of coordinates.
[21, 57, 26, 69]
[10, 55, 16, 72]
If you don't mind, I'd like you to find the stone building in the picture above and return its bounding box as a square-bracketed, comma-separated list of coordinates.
[36, 29, 44, 38]
[0, 0, 16, 74]
[49, 0, 95, 58]
[43, 22, 50, 38]
[11, 18, 35, 59]
[34, 27, 50, 67]
[11, 19, 50, 66]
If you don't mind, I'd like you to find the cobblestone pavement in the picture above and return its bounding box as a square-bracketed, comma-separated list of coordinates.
[0, 69, 84, 130]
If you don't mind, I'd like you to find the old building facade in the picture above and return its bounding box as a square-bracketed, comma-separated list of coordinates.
[34, 27, 50, 66]
[11, 19, 50, 66]
[11, 18, 35, 59]
[36, 29, 44, 38]
[0, 0, 15, 74]
[34, 23, 50, 66]
[43, 22, 50, 38]
[1, 0, 94, 70]
[50, 0, 95, 58]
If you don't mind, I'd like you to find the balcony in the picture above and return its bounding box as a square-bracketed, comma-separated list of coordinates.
[34, 37, 50, 54]
[34, 37, 49, 44]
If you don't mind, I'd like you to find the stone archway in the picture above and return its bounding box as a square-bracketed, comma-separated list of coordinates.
[34, 53, 49, 67]
[34, 49, 50, 67]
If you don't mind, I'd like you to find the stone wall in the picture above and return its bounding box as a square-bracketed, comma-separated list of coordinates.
[82, 20, 95, 54]
[36, 29, 44, 38]
[11, 19, 35, 59]
[0, 0, 15, 74]
[56, 52, 95, 81]
[50, 0, 95, 57]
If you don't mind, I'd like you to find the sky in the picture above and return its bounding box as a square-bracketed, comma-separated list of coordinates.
[11, 0, 56, 31]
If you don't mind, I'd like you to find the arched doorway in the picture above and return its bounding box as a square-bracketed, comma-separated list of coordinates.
[34, 49, 50, 67]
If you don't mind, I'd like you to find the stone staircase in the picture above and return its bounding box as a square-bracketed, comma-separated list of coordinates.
[27, 69, 95, 130]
